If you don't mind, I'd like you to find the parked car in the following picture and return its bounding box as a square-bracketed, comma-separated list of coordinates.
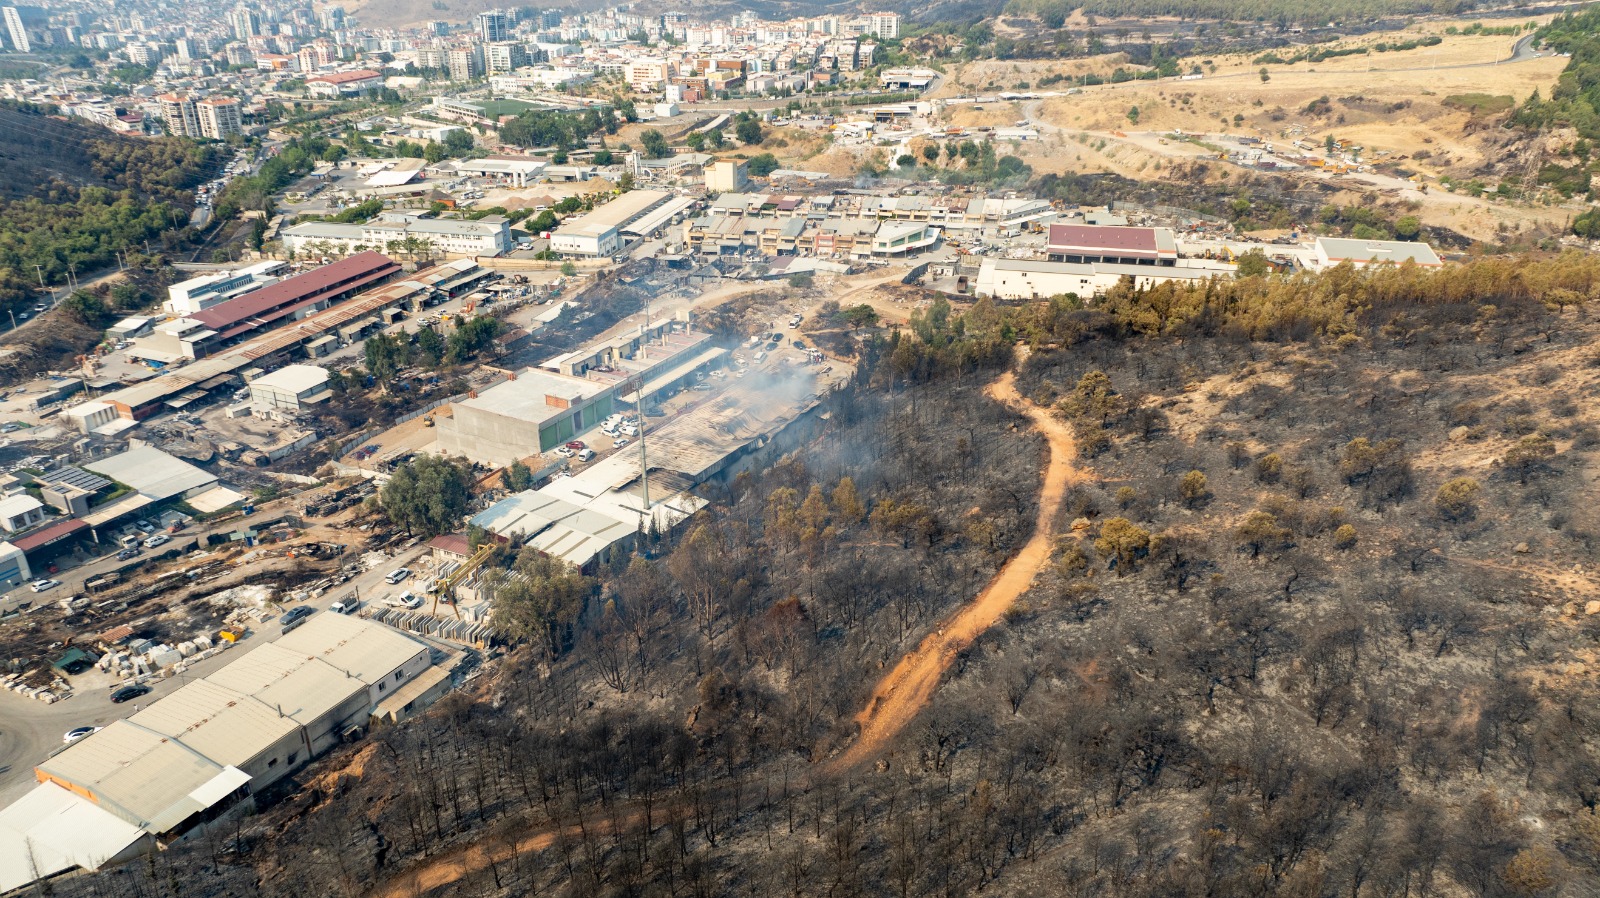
[384, 592, 423, 609]
[142, 534, 171, 549]
[554, 446, 574, 458]
[134, 520, 156, 534]
[613, 438, 630, 449]
[63, 726, 101, 744]
[565, 440, 586, 451]
[109, 685, 150, 704]
[116, 547, 142, 561]
[29, 579, 59, 593]
[279, 605, 315, 631]
[577, 448, 595, 462]
[385, 568, 411, 584]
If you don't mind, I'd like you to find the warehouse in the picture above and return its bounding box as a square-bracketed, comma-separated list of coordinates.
[0, 613, 444, 894]
[436, 369, 613, 465]
[249, 364, 332, 417]
[189, 252, 401, 343]
[550, 189, 673, 257]
[1045, 224, 1179, 266]
[1312, 236, 1442, 269]
[84, 445, 218, 504]
[280, 216, 513, 258]
[972, 256, 1230, 299]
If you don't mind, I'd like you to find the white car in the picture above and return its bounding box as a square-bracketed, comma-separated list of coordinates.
[29, 579, 59, 593]
[63, 726, 101, 744]
[142, 534, 171, 549]
[385, 568, 411, 584]
[621, 423, 639, 437]
[384, 592, 423, 609]
[613, 438, 630, 449]
[554, 446, 574, 458]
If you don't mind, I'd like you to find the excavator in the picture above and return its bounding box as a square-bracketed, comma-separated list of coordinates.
[431, 541, 496, 619]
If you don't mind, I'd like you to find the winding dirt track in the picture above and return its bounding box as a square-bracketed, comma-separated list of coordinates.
[373, 370, 1079, 897]
[825, 370, 1082, 773]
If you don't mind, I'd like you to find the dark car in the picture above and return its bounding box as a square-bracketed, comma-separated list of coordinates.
[280, 605, 315, 631]
[109, 685, 150, 704]
[116, 546, 142, 561]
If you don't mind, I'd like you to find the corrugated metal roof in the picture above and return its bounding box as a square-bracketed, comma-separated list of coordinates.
[203, 642, 365, 726]
[127, 680, 300, 769]
[0, 783, 148, 892]
[84, 446, 216, 502]
[190, 253, 398, 332]
[35, 721, 239, 833]
[274, 613, 428, 687]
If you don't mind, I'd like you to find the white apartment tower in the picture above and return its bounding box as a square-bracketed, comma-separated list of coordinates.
[197, 96, 243, 139]
[158, 93, 199, 137]
[867, 12, 900, 39]
[3, 7, 29, 53]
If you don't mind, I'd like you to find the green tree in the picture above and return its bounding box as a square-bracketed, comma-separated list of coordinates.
[1235, 510, 1290, 558]
[1503, 434, 1556, 484]
[921, 143, 940, 163]
[735, 117, 764, 144]
[504, 459, 534, 492]
[1095, 517, 1152, 575]
[414, 326, 445, 366]
[1260, 67, 1271, 82]
[489, 549, 594, 659]
[640, 129, 670, 158]
[1434, 477, 1482, 521]
[1395, 215, 1422, 240]
[446, 315, 503, 364]
[560, 261, 578, 276]
[379, 455, 474, 537]
[747, 153, 780, 177]
[1180, 470, 1210, 507]
[363, 332, 407, 388]
[1235, 249, 1271, 277]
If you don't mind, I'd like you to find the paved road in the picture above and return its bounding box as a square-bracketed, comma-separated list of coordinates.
[0, 535, 432, 807]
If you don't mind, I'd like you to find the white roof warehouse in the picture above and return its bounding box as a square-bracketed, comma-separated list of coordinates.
[0, 614, 444, 893]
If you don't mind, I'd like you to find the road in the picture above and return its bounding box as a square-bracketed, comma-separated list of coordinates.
[0, 510, 431, 807]
[826, 369, 1084, 773]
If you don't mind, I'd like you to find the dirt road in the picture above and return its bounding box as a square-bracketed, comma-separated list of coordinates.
[370, 368, 1080, 896]
[825, 370, 1082, 773]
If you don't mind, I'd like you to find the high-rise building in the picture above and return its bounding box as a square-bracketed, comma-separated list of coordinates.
[224, 42, 253, 67]
[228, 7, 261, 41]
[483, 41, 525, 75]
[539, 10, 560, 29]
[319, 6, 344, 31]
[157, 93, 199, 137]
[125, 41, 158, 65]
[173, 37, 196, 61]
[660, 11, 686, 30]
[3, 7, 30, 53]
[475, 9, 508, 43]
[196, 96, 243, 139]
[426, 20, 449, 36]
[445, 44, 482, 81]
[866, 12, 900, 39]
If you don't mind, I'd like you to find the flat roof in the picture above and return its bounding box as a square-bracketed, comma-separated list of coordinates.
[251, 364, 330, 394]
[84, 445, 216, 502]
[622, 195, 696, 237]
[1316, 236, 1442, 266]
[453, 369, 607, 426]
[203, 642, 367, 727]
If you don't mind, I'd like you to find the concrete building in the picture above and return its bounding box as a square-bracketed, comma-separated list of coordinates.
[437, 369, 614, 464]
[84, 444, 219, 505]
[186, 252, 401, 344]
[196, 96, 243, 139]
[306, 69, 383, 98]
[483, 42, 528, 75]
[0, 615, 443, 893]
[1313, 236, 1442, 269]
[157, 93, 199, 138]
[972, 256, 1230, 300]
[704, 159, 748, 193]
[476, 9, 509, 42]
[450, 155, 545, 187]
[165, 261, 286, 316]
[446, 45, 483, 82]
[3, 6, 28, 53]
[248, 364, 331, 417]
[550, 189, 674, 257]
[1046, 224, 1179, 266]
[0, 494, 46, 532]
[280, 216, 513, 257]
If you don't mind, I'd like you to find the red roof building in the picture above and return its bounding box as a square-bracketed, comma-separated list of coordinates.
[189, 252, 400, 342]
[1045, 224, 1178, 266]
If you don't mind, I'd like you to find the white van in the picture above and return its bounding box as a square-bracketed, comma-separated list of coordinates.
[142, 534, 171, 549]
[577, 448, 595, 462]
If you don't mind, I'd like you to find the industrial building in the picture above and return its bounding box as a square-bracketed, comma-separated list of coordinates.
[438, 369, 614, 465]
[0, 615, 445, 893]
[248, 364, 332, 417]
[704, 159, 749, 193]
[72, 259, 489, 424]
[187, 252, 402, 344]
[550, 190, 690, 257]
[165, 261, 287, 316]
[1312, 236, 1442, 269]
[450, 155, 546, 187]
[1045, 225, 1179, 266]
[280, 215, 514, 258]
[972, 256, 1233, 300]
